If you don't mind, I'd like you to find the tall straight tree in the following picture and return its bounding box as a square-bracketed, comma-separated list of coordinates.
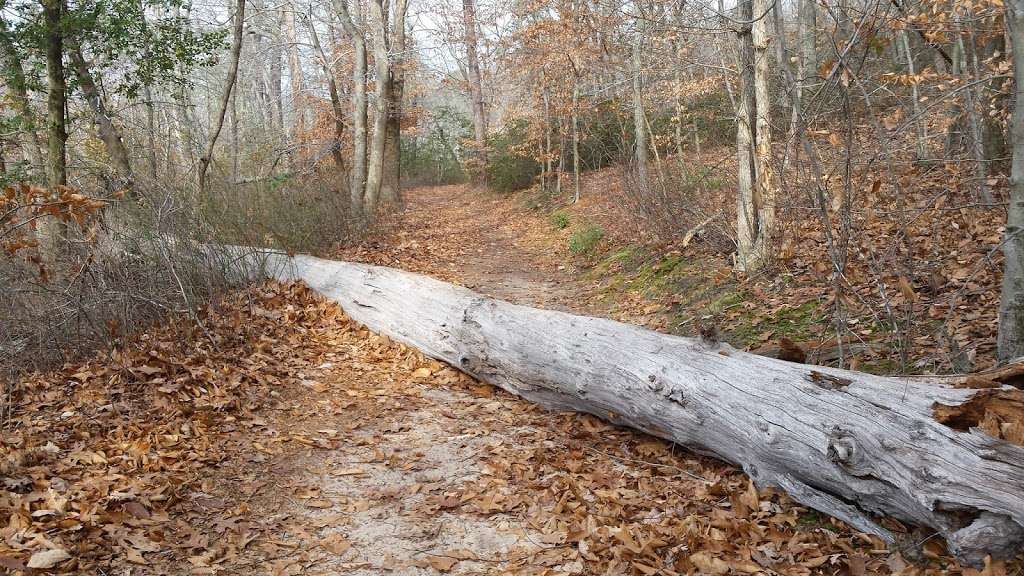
[462, 0, 487, 182]
[381, 0, 408, 204]
[39, 0, 67, 261]
[334, 0, 368, 215]
[999, 0, 1024, 361]
[735, 0, 757, 270]
[797, 0, 816, 86]
[631, 20, 649, 196]
[364, 0, 391, 212]
[42, 0, 66, 192]
[304, 13, 346, 179]
[735, 0, 777, 272]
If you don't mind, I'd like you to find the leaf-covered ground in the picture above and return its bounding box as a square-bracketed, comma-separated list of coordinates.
[1, 185, 1020, 575]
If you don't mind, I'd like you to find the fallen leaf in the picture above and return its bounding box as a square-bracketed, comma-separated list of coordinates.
[320, 534, 351, 555]
[427, 555, 458, 572]
[27, 548, 72, 569]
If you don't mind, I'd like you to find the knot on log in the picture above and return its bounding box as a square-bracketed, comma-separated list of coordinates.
[827, 427, 872, 476]
[807, 370, 852, 390]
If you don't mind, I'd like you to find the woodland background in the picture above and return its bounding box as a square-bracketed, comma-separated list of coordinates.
[1, 0, 1019, 381]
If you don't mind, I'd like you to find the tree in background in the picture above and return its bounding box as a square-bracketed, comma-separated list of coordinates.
[462, 0, 487, 182]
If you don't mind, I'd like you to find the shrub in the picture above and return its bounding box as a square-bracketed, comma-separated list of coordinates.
[550, 210, 570, 229]
[202, 174, 356, 255]
[569, 223, 605, 256]
[486, 119, 541, 193]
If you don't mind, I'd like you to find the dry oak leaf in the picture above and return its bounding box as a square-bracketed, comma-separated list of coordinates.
[690, 551, 729, 575]
[426, 555, 459, 572]
[26, 548, 72, 569]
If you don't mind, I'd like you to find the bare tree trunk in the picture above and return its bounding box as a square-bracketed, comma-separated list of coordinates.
[364, 0, 391, 213]
[735, 0, 757, 268]
[69, 45, 134, 189]
[381, 0, 408, 205]
[144, 85, 158, 180]
[42, 7, 65, 187]
[39, 0, 67, 261]
[283, 3, 305, 150]
[901, 31, 928, 161]
[542, 79, 552, 193]
[945, 39, 967, 156]
[631, 27, 649, 195]
[305, 14, 347, 182]
[230, 85, 239, 182]
[334, 0, 367, 215]
[269, 19, 284, 132]
[462, 0, 488, 182]
[747, 0, 777, 271]
[998, 0, 1024, 361]
[964, 17, 993, 203]
[198, 0, 245, 195]
[798, 0, 816, 84]
[555, 125, 565, 196]
[571, 81, 581, 203]
[673, 40, 686, 163]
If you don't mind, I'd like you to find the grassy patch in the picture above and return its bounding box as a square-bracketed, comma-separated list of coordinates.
[588, 245, 643, 278]
[569, 223, 605, 256]
[550, 210, 570, 230]
[706, 289, 746, 316]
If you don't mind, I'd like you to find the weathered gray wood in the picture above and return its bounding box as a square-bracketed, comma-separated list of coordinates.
[246, 251, 1024, 566]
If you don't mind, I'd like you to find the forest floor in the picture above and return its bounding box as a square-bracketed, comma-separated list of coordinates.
[0, 185, 1016, 576]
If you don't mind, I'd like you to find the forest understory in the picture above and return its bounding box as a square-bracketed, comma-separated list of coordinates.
[1, 181, 1021, 576]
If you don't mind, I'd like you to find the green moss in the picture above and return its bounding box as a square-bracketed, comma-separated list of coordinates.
[610, 245, 641, 264]
[726, 300, 823, 348]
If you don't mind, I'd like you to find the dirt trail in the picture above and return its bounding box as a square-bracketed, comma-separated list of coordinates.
[126, 185, 944, 575]
[338, 185, 586, 311]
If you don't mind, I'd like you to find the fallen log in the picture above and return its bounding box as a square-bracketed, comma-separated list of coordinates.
[244, 251, 1024, 566]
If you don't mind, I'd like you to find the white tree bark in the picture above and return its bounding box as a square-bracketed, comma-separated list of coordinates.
[735, 0, 757, 267]
[237, 252, 1024, 567]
